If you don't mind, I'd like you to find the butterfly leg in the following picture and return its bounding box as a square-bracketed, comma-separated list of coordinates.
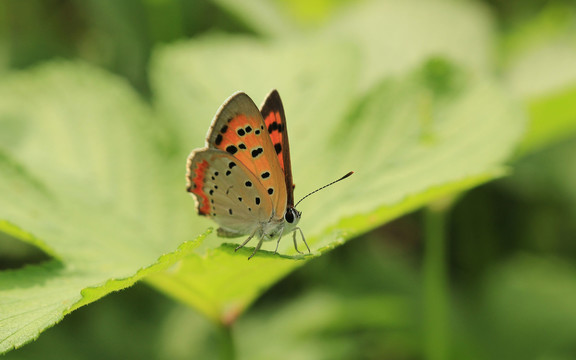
[248, 237, 264, 260]
[235, 229, 257, 252]
[273, 227, 285, 254]
[291, 230, 303, 254]
[295, 227, 311, 253]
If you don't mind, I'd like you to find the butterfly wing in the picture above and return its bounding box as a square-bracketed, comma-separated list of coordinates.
[260, 90, 295, 207]
[186, 148, 274, 236]
[205, 92, 287, 220]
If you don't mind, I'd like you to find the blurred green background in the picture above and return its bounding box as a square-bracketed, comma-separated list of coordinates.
[2, 0, 576, 359]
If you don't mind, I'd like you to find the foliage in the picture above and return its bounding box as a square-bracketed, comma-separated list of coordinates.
[1, 0, 576, 359]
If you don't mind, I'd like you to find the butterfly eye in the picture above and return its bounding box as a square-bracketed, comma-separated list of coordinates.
[285, 208, 299, 224]
[284, 209, 294, 223]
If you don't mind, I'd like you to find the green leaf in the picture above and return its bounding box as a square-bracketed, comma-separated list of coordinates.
[146, 244, 313, 324]
[0, 63, 202, 352]
[502, 4, 576, 154]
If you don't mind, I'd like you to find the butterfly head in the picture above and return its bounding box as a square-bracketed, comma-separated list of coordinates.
[284, 206, 301, 227]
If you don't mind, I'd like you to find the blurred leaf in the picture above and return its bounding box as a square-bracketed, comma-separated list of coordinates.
[480, 255, 576, 359]
[236, 293, 413, 360]
[73, 0, 152, 92]
[214, 0, 353, 35]
[519, 84, 576, 155]
[502, 5, 576, 98]
[507, 137, 576, 204]
[318, 0, 495, 90]
[502, 4, 576, 154]
[276, 0, 354, 27]
[0, 230, 51, 270]
[501, 138, 576, 255]
[212, 0, 300, 37]
[159, 290, 416, 360]
[214, 0, 496, 91]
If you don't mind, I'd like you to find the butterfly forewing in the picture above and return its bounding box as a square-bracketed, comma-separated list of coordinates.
[186, 149, 274, 235]
[260, 90, 295, 207]
[206, 92, 287, 220]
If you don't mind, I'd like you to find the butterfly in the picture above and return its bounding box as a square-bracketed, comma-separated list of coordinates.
[186, 90, 352, 259]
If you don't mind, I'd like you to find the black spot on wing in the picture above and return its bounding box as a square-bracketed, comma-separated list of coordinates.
[261, 171, 270, 179]
[245, 181, 252, 187]
[274, 143, 282, 154]
[268, 188, 274, 195]
[226, 170, 231, 176]
[239, 143, 247, 150]
[255, 197, 261, 205]
[228, 208, 233, 215]
[255, 129, 261, 135]
[268, 122, 279, 133]
[251, 147, 263, 158]
[237, 128, 246, 136]
[215, 134, 223, 145]
[245, 126, 252, 133]
[220, 125, 228, 134]
[229, 162, 236, 169]
[226, 145, 238, 154]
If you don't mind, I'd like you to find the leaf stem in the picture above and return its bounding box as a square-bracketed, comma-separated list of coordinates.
[423, 202, 450, 360]
[219, 323, 236, 360]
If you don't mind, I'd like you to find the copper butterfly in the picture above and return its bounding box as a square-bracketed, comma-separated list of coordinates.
[186, 90, 352, 259]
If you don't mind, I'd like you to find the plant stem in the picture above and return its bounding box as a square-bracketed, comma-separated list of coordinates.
[219, 323, 235, 360]
[423, 203, 450, 360]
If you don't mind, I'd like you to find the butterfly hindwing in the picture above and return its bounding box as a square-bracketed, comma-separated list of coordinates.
[260, 90, 295, 206]
[186, 148, 274, 235]
[205, 92, 287, 220]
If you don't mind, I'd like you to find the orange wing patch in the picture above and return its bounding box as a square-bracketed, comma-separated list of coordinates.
[263, 111, 285, 170]
[211, 114, 280, 196]
[186, 158, 211, 215]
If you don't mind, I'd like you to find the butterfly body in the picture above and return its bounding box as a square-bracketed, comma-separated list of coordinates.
[186, 90, 307, 258]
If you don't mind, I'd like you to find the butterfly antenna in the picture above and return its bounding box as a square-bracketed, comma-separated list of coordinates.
[295, 171, 354, 208]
